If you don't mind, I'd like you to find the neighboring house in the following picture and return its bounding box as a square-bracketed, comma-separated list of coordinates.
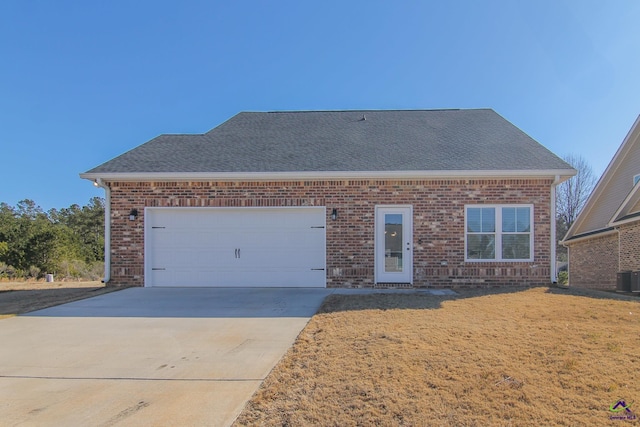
[563, 115, 640, 290]
[81, 109, 575, 288]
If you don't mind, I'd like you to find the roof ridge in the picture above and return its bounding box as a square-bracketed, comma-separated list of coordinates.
[236, 108, 494, 114]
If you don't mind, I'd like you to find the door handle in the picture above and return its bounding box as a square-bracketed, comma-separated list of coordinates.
[234, 248, 238, 258]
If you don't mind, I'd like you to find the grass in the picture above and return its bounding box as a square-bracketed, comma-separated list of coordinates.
[234, 287, 640, 426]
[0, 279, 105, 291]
[0, 280, 123, 316]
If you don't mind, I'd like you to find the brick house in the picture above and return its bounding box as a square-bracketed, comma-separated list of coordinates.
[563, 115, 640, 290]
[81, 109, 574, 288]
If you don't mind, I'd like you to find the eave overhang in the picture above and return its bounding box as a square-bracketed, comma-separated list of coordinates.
[80, 169, 577, 183]
[562, 227, 617, 245]
[610, 211, 640, 227]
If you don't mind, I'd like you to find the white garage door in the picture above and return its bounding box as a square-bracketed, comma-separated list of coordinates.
[145, 207, 326, 287]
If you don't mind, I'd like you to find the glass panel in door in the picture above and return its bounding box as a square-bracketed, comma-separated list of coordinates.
[384, 213, 403, 272]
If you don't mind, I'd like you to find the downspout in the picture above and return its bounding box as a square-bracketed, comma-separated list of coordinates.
[94, 178, 111, 284]
[550, 175, 560, 284]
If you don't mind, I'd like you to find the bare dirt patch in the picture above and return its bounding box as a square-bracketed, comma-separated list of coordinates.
[235, 287, 640, 426]
[0, 280, 123, 317]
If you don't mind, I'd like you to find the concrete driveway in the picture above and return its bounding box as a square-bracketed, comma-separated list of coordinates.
[0, 287, 333, 427]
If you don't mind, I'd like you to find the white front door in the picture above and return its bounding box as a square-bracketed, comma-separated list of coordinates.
[375, 206, 413, 284]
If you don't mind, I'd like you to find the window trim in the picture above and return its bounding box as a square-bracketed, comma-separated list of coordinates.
[465, 204, 534, 262]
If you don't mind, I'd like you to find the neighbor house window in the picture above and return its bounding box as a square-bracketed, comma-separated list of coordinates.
[465, 205, 533, 262]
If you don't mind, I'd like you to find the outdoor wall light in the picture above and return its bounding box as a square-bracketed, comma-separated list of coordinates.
[129, 209, 138, 221]
[93, 179, 99, 187]
[331, 208, 338, 221]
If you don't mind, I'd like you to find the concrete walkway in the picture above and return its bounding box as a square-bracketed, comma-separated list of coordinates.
[0, 287, 455, 426]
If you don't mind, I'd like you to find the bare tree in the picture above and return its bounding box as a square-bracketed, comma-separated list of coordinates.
[555, 154, 597, 264]
[556, 153, 597, 229]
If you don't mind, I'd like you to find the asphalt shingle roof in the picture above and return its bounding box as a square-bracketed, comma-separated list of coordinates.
[84, 109, 572, 174]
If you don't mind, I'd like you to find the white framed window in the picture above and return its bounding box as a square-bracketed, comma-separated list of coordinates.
[465, 205, 534, 262]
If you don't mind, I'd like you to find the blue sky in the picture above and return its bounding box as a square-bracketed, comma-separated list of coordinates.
[1, 1, 639, 210]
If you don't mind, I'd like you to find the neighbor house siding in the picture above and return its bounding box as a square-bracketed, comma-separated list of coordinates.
[576, 145, 640, 235]
[106, 178, 553, 288]
[567, 233, 619, 290]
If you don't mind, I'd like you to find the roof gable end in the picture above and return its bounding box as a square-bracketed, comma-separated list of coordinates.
[565, 115, 640, 240]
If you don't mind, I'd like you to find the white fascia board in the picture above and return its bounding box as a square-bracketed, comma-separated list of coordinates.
[80, 169, 576, 182]
[610, 215, 640, 227]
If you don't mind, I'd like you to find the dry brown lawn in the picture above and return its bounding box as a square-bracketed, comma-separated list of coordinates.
[235, 287, 640, 426]
[0, 280, 122, 318]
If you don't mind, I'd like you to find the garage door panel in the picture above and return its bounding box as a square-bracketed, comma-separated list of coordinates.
[150, 263, 325, 287]
[240, 246, 325, 268]
[146, 207, 326, 287]
[150, 271, 325, 288]
[154, 229, 235, 246]
[153, 249, 234, 269]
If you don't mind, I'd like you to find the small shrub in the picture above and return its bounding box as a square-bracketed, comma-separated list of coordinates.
[557, 271, 568, 285]
[0, 262, 8, 278]
[89, 261, 105, 281]
[57, 259, 104, 281]
[0, 263, 18, 280]
[28, 265, 41, 279]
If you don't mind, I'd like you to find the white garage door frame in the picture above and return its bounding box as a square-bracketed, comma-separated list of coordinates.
[144, 206, 327, 288]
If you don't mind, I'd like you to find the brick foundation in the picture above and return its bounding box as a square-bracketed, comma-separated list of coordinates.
[105, 178, 553, 288]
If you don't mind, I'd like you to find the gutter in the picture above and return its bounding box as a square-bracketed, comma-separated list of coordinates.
[93, 178, 111, 284]
[550, 175, 560, 284]
[609, 211, 640, 227]
[562, 227, 617, 245]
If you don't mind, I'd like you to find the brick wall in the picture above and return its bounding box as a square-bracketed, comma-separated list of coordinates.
[619, 221, 640, 272]
[567, 232, 618, 289]
[106, 178, 553, 288]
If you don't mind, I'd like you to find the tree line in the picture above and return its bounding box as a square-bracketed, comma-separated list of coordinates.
[0, 197, 104, 280]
